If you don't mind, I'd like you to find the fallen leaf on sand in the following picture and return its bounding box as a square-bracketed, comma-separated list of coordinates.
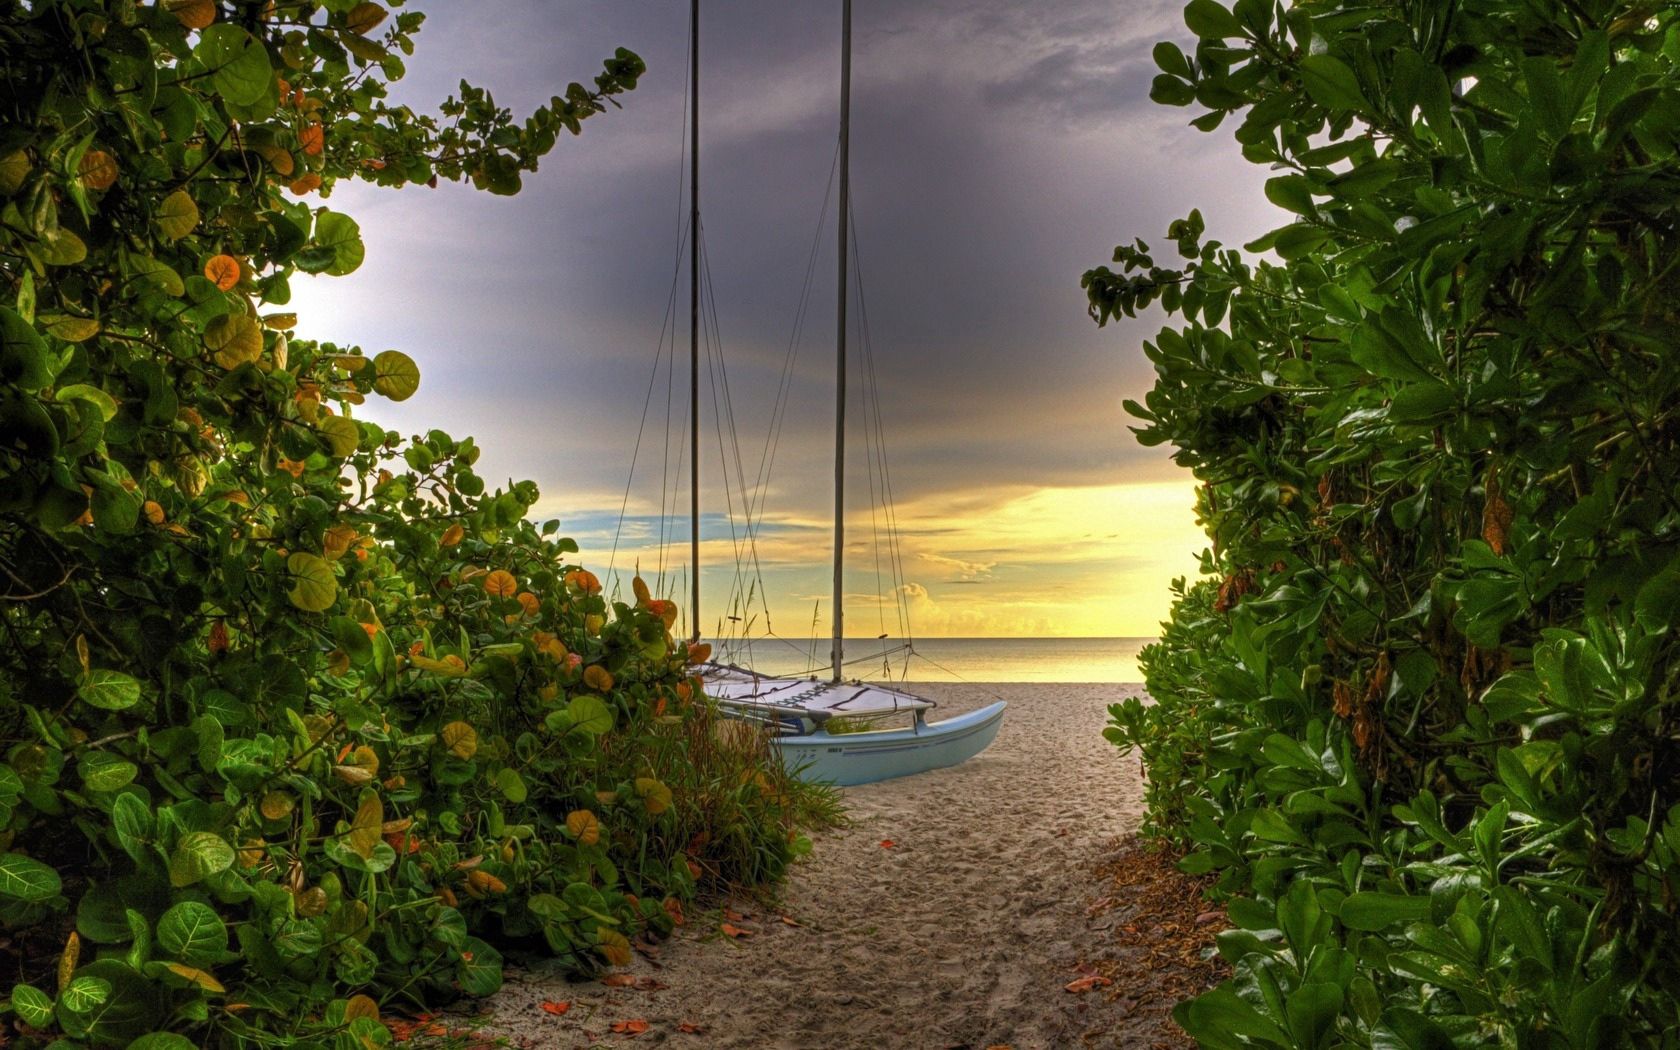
[610, 1019, 651, 1035]
[779, 914, 802, 927]
[1064, 975, 1113, 993]
[539, 1000, 571, 1016]
[602, 974, 666, 991]
[879, 839, 896, 848]
[677, 1022, 706, 1034]
[719, 922, 752, 939]
[723, 907, 747, 922]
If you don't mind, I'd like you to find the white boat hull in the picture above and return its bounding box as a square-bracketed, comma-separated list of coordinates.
[772, 701, 1007, 786]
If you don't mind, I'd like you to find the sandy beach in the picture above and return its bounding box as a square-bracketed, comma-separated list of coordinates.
[479, 683, 1165, 1049]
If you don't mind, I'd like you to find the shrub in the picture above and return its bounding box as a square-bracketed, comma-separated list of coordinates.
[0, 3, 816, 1045]
[1089, 1, 1680, 1045]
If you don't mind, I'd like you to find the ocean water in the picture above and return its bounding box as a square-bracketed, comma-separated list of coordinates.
[711, 637, 1153, 684]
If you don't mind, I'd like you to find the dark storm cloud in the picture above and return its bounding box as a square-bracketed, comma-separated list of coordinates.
[292, 0, 1280, 525]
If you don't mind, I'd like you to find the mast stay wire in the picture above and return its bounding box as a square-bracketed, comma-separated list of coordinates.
[610, 4, 698, 597]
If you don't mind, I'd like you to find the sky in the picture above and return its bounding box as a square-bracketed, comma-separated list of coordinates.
[290, 0, 1282, 640]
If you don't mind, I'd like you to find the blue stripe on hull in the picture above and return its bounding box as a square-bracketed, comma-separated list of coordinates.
[771, 701, 1007, 786]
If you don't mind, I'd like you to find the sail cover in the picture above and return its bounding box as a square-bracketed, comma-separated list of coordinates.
[702, 663, 933, 722]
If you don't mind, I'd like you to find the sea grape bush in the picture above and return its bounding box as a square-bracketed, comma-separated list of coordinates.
[0, 2, 814, 1046]
[1090, 1, 1680, 1046]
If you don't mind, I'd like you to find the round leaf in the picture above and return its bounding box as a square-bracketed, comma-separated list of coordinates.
[285, 552, 338, 612]
[371, 349, 419, 401]
[192, 25, 273, 106]
[318, 415, 360, 458]
[79, 752, 138, 793]
[157, 901, 228, 966]
[10, 983, 53, 1027]
[155, 189, 199, 241]
[567, 694, 613, 735]
[168, 831, 235, 888]
[440, 721, 477, 760]
[204, 313, 262, 370]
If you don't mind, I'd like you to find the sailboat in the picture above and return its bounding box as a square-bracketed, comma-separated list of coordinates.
[653, 0, 1005, 787]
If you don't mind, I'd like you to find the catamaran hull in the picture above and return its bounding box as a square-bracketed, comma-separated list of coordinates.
[773, 701, 1007, 786]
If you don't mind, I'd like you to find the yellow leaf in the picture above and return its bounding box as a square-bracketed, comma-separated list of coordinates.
[565, 809, 600, 847]
[322, 524, 358, 561]
[78, 150, 117, 191]
[635, 777, 673, 816]
[371, 349, 420, 401]
[344, 994, 380, 1024]
[254, 143, 295, 176]
[466, 869, 507, 895]
[204, 313, 263, 370]
[259, 791, 295, 821]
[0, 149, 29, 196]
[319, 415, 359, 458]
[583, 665, 614, 692]
[286, 551, 338, 612]
[58, 931, 79, 992]
[410, 652, 468, 677]
[333, 764, 373, 785]
[482, 569, 517, 598]
[165, 963, 226, 994]
[346, 789, 382, 859]
[204, 254, 242, 291]
[156, 189, 199, 241]
[441, 721, 477, 760]
[345, 1, 387, 34]
[632, 575, 651, 605]
[44, 315, 100, 342]
[596, 929, 632, 967]
[143, 500, 165, 525]
[439, 523, 464, 547]
[262, 312, 297, 330]
[164, 0, 216, 30]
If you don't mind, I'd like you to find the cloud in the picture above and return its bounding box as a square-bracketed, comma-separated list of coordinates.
[918, 552, 998, 581]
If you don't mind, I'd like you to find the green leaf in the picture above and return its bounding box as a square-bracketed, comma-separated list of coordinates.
[298, 210, 365, 276]
[194, 25, 274, 106]
[1184, 0, 1243, 39]
[372, 349, 420, 401]
[0, 851, 62, 902]
[9, 983, 54, 1027]
[168, 831, 235, 888]
[1339, 891, 1431, 931]
[111, 794, 154, 864]
[79, 669, 143, 710]
[456, 936, 503, 996]
[286, 551, 339, 612]
[59, 975, 112, 1014]
[1298, 54, 1368, 112]
[155, 190, 199, 242]
[157, 901, 228, 967]
[0, 306, 52, 392]
[567, 694, 613, 735]
[495, 767, 528, 803]
[79, 752, 139, 793]
[318, 415, 360, 458]
[56, 383, 119, 421]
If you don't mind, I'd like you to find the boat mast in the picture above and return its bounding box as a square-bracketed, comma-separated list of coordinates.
[831, 0, 851, 683]
[689, 0, 701, 644]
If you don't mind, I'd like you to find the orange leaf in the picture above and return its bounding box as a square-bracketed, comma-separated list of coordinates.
[483, 569, 518, 598]
[143, 500, 166, 526]
[208, 619, 229, 656]
[609, 1020, 650, 1036]
[584, 665, 614, 692]
[539, 1000, 571, 1017]
[677, 1022, 706, 1034]
[440, 522, 465, 547]
[165, 0, 216, 29]
[663, 896, 685, 927]
[289, 172, 322, 195]
[718, 922, 751, 939]
[516, 591, 540, 616]
[632, 575, 652, 605]
[563, 568, 602, 595]
[566, 809, 601, 847]
[685, 641, 712, 665]
[78, 149, 118, 190]
[1063, 975, 1112, 994]
[779, 914, 802, 927]
[879, 839, 896, 849]
[299, 124, 324, 156]
[204, 254, 241, 291]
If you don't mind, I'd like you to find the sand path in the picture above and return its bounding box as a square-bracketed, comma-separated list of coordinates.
[483, 683, 1150, 1049]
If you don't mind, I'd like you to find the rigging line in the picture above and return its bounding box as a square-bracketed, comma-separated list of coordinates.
[610, 215, 689, 588]
[740, 140, 841, 531]
[638, 5, 700, 594]
[697, 226, 758, 652]
[901, 649, 1012, 708]
[849, 204, 915, 658]
[698, 222, 765, 652]
[853, 221, 890, 655]
[722, 140, 843, 643]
